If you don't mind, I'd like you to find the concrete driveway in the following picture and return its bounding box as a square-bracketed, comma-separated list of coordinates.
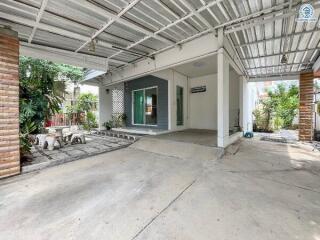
[0, 138, 320, 240]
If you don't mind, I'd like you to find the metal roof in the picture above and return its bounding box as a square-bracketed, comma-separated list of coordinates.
[0, 0, 319, 78]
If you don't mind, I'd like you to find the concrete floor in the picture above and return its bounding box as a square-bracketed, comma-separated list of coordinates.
[0, 138, 320, 240]
[153, 129, 217, 146]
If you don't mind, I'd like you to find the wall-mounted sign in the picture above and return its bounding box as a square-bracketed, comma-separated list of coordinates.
[191, 86, 206, 93]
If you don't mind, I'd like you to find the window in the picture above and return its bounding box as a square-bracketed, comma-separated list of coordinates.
[133, 87, 157, 125]
[176, 86, 183, 126]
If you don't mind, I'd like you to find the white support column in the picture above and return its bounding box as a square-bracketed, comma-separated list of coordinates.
[98, 85, 112, 130]
[217, 48, 230, 147]
[239, 76, 248, 132]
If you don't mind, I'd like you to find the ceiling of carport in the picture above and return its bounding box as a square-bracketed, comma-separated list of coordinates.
[0, 0, 319, 78]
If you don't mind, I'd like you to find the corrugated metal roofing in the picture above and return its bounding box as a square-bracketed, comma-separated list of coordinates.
[0, 0, 319, 78]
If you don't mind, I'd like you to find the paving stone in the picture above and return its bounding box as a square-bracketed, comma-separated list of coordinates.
[25, 134, 132, 174]
[106, 143, 120, 147]
[66, 149, 86, 156]
[43, 150, 60, 155]
[50, 152, 70, 161]
[94, 145, 111, 150]
[82, 147, 99, 153]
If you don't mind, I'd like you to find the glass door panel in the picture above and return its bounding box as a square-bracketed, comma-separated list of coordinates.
[133, 90, 144, 124]
[145, 88, 157, 125]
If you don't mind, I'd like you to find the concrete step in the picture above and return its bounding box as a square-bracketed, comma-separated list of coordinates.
[130, 137, 224, 161]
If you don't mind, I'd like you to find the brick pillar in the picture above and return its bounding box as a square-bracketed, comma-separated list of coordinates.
[299, 72, 314, 141]
[0, 27, 20, 178]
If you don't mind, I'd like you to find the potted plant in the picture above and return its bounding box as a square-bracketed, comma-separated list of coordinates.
[103, 120, 113, 130]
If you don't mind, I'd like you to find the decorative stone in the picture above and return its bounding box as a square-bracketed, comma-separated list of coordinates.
[71, 133, 86, 144]
[36, 134, 47, 148]
[46, 135, 57, 151]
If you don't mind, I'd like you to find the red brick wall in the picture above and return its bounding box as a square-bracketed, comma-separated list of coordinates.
[0, 28, 20, 178]
[299, 72, 314, 141]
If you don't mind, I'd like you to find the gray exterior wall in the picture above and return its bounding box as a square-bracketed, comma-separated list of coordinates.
[124, 75, 168, 130]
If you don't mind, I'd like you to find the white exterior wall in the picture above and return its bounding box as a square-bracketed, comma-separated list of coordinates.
[171, 71, 189, 131]
[152, 69, 189, 131]
[98, 82, 124, 130]
[189, 74, 217, 130]
[229, 68, 240, 129]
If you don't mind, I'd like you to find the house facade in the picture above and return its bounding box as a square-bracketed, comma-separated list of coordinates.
[96, 35, 245, 148]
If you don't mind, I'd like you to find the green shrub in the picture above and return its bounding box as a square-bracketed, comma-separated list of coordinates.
[83, 111, 98, 130]
[19, 121, 37, 158]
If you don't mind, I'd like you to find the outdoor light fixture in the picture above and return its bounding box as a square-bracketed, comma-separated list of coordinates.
[280, 54, 288, 64]
[106, 89, 110, 94]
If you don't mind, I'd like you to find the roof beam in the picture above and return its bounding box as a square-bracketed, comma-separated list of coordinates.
[108, 0, 297, 70]
[242, 48, 319, 61]
[107, 0, 223, 62]
[20, 42, 113, 71]
[0, 11, 113, 49]
[0, 10, 147, 58]
[246, 62, 314, 70]
[156, 0, 198, 33]
[248, 72, 300, 82]
[225, 0, 320, 34]
[68, 0, 173, 45]
[28, 0, 48, 43]
[220, 1, 290, 30]
[20, 42, 127, 65]
[0, 1, 150, 56]
[235, 29, 320, 48]
[178, 0, 214, 31]
[75, 0, 142, 53]
[225, 12, 294, 34]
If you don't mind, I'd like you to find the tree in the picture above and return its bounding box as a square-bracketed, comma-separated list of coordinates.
[268, 84, 299, 128]
[253, 83, 299, 132]
[76, 93, 97, 113]
[19, 56, 84, 156]
[75, 93, 98, 130]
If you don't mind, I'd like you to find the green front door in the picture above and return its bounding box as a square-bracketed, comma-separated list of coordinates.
[133, 90, 144, 124]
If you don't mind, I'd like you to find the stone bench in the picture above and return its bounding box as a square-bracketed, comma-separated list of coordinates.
[35, 134, 62, 151]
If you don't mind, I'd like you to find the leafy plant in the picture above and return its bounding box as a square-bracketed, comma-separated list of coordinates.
[103, 120, 114, 130]
[77, 93, 97, 113]
[252, 84, 299, 132]
[74, 93, 98, 130]
[83, 111, 98, 130]
[19, 120, 37, 158]
[268, 84, 299, 128]
[19, 56, 84, 157]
